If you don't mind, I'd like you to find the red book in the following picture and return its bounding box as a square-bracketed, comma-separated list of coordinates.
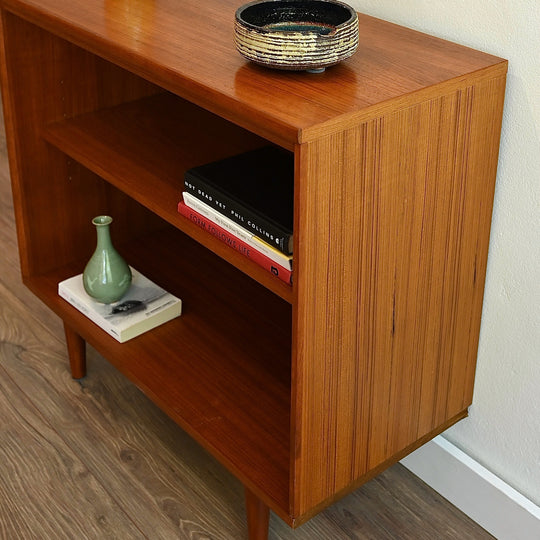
[178, 201, 292, 285]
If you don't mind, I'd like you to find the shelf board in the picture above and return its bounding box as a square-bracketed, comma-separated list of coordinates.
[28, 226, 292, 518]
[7, 0, 506, 147]
[43, 92, 293, 303]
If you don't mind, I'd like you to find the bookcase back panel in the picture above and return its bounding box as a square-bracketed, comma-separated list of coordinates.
[0, 13, 158, 276]
[291, 74, 506, 519]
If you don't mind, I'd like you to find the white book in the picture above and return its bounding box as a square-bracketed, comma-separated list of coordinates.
[58, 268, 182, 343]
[182, 191, 293, 270]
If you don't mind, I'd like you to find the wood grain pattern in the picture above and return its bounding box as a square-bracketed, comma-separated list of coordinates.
[0, 279, 493, 540]
[0, 99, 494, 537]
[0, 11, 159, 277]
[64, 322, 86, 379]
[0, 0, 505, 147]
[292, 75, 506, 519]
[0, 363, 145, 539]
[245, 487, 270, 540]
[0, 0, 507, 535]
[0, 11, 291, 517]
[26, 226, 293, 521]
[0, 287, 245, 539]
[42, 94, 292, 302]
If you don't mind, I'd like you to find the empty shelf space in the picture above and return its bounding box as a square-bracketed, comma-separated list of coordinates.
[27, 226, 292, 516]
[43, 92, 293, 302]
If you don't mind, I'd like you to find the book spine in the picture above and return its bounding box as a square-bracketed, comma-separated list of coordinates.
[178, 202, 292, 285]
[58, 285, 123, 342]
[184, 175, 293, 255]
[182, 192, 292, 270]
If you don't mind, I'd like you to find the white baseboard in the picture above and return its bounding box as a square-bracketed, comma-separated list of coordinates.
[400, 436, 540, 540]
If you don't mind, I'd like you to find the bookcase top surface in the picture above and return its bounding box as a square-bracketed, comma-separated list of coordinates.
[1, 0, 507, 145]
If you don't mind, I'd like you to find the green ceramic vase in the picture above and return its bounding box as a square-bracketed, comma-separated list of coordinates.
[82, 215, 132, 304]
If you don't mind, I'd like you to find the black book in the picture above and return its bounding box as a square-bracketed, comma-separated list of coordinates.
[184, 146, 294, 255]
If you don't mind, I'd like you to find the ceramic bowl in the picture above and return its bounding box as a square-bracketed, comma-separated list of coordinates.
[234, 0, 359, 72]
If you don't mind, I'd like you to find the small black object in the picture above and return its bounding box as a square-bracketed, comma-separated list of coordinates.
[111, 300, 145, 315]
[238, 1, 353, 31]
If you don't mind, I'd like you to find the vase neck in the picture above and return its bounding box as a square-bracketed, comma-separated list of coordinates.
[96, 225, 112, 247]
[92, 216, 113, 249]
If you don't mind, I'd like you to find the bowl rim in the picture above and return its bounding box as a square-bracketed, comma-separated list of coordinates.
[235, 0, 358, 34]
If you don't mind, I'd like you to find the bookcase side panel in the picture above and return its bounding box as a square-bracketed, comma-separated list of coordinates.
[291, 74, 506, 519]
[0, 12, 158, 277]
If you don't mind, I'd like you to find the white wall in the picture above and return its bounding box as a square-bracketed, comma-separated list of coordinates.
[348, 0, 540, 506]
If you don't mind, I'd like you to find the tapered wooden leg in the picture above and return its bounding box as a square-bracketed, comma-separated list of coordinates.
[245, 487, 269, 540]
[64, 323, 86, 379]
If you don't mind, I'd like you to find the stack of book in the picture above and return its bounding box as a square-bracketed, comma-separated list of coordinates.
[178, 146, 294, 284]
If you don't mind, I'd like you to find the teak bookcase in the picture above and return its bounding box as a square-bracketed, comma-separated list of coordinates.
[0, 0, 506, 537]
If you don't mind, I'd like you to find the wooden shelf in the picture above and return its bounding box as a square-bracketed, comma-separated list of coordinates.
[43, 93, 293, 303]
[0, 1, 507, 535]
[27, 226, 292, 515]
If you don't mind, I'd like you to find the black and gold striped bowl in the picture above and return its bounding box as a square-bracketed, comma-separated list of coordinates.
[234, 0, 359, 72]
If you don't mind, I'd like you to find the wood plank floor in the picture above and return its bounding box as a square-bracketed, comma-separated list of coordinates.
[0, 106, 493, 539]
